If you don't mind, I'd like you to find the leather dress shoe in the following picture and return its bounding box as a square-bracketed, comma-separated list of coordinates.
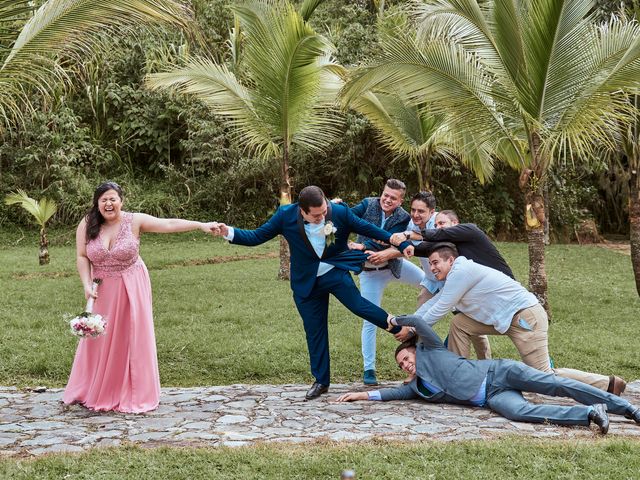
[608, 375, 627, 396]
[589, 404, 609, 434]
[305, 382, 329, 400]
[624, 407, 640, 424]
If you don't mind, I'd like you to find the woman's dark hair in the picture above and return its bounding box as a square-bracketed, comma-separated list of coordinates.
[85, 182, 123, 241]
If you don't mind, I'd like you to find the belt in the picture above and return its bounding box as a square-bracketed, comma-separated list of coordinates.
[363, 265, 390, 271]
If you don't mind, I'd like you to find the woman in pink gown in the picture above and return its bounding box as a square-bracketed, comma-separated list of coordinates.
[63, 181, 217, 413]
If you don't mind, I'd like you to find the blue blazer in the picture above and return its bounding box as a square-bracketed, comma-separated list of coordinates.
[231, 202, 407, 298]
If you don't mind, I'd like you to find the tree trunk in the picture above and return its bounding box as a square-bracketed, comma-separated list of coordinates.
[278, 146, 292, 280]
[39, 227, 50, 265]
[416, 149, 431, 192]
[523, 132, 551, 316]
[630, 161, 640, 296]
[543, 183, 550, 245]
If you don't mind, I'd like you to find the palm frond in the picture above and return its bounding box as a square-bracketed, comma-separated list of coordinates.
[146, 58, 277, 156]
[5, 0, 190, 65]
[343, 30, 523, 164]
[546, 17, 640, 157]
[521, 0, 594, 119]
[0, 0, 32, 46]
[232, 0, 344, 149]
[0, 0, 192, 131]
[5, 189, 57, 227]
[299, 0, 326, 22]
[413, 0, 503, 68]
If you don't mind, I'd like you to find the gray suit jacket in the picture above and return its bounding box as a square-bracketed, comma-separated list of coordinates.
[379, 315, 492, 405]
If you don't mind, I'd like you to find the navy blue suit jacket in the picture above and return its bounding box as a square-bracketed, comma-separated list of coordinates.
[231, 202, 408, 298]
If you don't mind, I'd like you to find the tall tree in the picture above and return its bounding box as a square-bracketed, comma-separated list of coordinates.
[147, 0, 345, 279]
[343, 0, 640, 311]
[598, 4, 640, 296]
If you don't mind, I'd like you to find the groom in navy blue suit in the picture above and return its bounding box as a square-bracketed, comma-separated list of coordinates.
[213, 186, 411, 399]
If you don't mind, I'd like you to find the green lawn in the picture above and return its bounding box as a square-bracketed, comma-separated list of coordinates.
[1, 439, 639, 479]
[2, 230, 640, 477]
[0, 229, 639, 387]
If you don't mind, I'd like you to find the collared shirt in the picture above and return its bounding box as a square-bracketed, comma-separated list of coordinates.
[415, 256, 538, 333]
[224, 223, 334, 277]
[407, 219, 444, 294]
[304, 221, 334, 277]
[368, 376, 487, 406]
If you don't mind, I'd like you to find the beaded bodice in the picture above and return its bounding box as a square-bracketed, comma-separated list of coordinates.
[87, 212, 142, 277]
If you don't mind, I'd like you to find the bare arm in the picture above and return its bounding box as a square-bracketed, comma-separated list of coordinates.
[134, 213, 218, 235]
[75, 219, 94, 300]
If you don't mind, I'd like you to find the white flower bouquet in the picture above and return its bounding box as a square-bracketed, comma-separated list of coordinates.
[69, 278, 106, 338]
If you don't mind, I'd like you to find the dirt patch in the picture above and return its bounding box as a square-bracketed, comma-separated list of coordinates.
[596, 242, 631, 256]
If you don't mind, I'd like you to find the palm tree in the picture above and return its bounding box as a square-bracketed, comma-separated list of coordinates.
[348, 91, 500, 191]
[616, 94, 640, 296]
[5, 190, 57, 265]
[343, 0, 640, 311]
[0, 0, 191, 133]
[146, 0, 345, 279]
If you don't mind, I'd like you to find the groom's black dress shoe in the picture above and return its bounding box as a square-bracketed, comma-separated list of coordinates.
[589, 403, 609, 434]
[305, 382, 329, 400]
[625, 407, 640, 424]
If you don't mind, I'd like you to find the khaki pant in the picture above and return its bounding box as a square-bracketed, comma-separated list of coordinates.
[447, 303, 609, 391]
[418, 287, 492, 360]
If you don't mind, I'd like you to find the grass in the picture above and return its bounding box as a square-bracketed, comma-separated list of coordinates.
[1, 439, 640, 479]
[0, 229, 639, 387]
[2, 229, 640, 477]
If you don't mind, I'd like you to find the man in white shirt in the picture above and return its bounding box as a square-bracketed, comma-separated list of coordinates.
[412, 242, 625, 394]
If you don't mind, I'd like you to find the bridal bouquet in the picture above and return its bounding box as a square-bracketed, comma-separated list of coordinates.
[69, 279, 106, 338]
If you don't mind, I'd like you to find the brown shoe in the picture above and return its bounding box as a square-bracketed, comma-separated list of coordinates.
[608, 375, 627, 396]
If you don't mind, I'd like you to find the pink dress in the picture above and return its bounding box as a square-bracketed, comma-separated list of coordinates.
[63, 212, 160, 413]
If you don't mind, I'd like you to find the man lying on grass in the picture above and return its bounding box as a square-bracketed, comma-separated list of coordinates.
[337, 315, 640, 435]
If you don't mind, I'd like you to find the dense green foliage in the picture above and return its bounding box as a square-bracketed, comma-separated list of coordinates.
[0, 0, 633, 238]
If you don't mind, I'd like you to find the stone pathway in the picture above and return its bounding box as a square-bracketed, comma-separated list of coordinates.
[2, 382, 640, 457]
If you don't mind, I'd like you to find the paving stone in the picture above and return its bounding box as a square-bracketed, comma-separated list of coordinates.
[22, 435, 68, 447]
[0, 424, 22, 432]
[174, 431, 219, 441]
[0, 434, 23, 446]
[329, 431, 372, 441]
[410, 423, 451, 434]
[19, 421, 68, 431]
[30, 444, 85, 455]
[129, 431, 171, 441]
[217, 415, 249, 424]
[375, 415, 417, 426]
[1, 382, 639, 457]
[182, 421, 213, 430]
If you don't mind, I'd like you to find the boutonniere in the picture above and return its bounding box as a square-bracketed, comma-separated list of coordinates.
[323, 221, 337, 246]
